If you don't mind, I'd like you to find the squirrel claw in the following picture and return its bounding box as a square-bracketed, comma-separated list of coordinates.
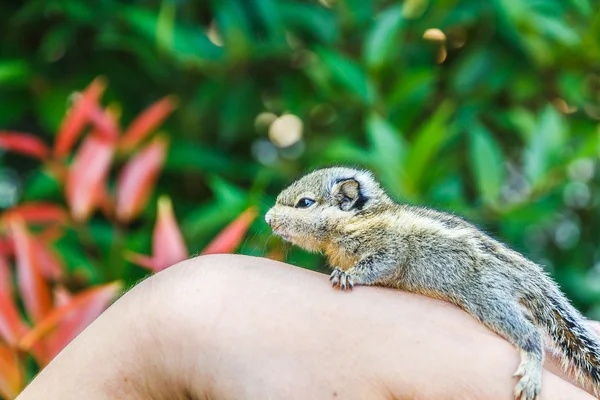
[330, 268, 341, 286]
[514, 376, 540, 400]
[329, 268, 341, 281]
[512, 361, 541, 400]
[330, 268, 353, 291]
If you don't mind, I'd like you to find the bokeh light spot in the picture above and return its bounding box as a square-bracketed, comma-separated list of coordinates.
[269, 114, 303, 148]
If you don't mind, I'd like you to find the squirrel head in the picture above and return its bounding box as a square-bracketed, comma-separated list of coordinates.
[265, 167, 390, 252]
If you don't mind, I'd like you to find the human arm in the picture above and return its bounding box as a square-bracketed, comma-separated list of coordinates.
[17, 254, 595, 399]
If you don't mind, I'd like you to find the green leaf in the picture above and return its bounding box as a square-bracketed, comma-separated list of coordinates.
[534, 14, 579, 46]
[156, 0, 175, 52]
[404, 102, 455, 193]
[364, 5, 404, 68]
[164, 140, 239, 174]
[212, 0, 253, 57]
[55, 229, 101, 282]
[523, 106, 567, 185]
[21, 170, 62, 202]
[468, 123, 506, 204]
[367, 113, 407, 171]
[181, 176, 249, 245]
[507, 108, 536, 141]
[340, 0, 374, 27]
[35, 86, 71, 133]
[280, 2, 338, 44]
[366, 113, 408, 197]
[252, 0, 286, 42]
[122, 6, 223, 63]
[317, 48, 375, 104]
[209, 176, 248, 205]
[452, 49, 509, 96]
[0, 90, 28, 126]
[568, 0, 592, 15]
[0, 60, 30, 86]
[219, 81, 258, 143]
[321, 138, 372, 166]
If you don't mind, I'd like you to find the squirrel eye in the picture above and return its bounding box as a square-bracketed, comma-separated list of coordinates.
[295, 198, 315, 209]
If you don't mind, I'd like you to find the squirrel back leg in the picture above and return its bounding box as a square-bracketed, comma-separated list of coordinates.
[464, 296, 544, 400]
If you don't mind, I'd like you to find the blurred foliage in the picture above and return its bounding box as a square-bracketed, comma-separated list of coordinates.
[0, 0, 600, 390]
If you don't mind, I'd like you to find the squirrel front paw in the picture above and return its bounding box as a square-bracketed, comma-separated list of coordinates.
[329, 268, 354, 291]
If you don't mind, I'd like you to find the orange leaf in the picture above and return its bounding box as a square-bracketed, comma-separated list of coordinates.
[0, 260, 28, 346]
[119, 96, 177, 152]
[37, 225, 65, 243]
[1, 203, 68, 226]
[0, 344, 23, 399]
[0, 131, 50, 160]
[125, 252, 156, 271]
[54, 77, 106, 158]
[115, 136, 168, 223]
[9, 220, 52, 323]
[65, 135, 114, 221]
[0, 291, 27, 346]
[202, 207, 257, 255]
[19, 282, 122, 355]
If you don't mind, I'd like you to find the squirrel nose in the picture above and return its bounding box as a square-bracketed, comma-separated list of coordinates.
[265, 209, 274, 226]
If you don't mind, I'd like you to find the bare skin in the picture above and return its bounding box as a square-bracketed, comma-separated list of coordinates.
[17, 255, 595, 400]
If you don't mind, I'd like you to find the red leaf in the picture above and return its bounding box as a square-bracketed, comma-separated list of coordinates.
[9, 220, 52, 323]
[65, 135, 114, 221]
[119, 96, 177, 152]
[201, 207, 257, 255]
[115, 136, 168, 223]
[54, 77, 106, 158]
[0, 131, 50, 160]
[1, 203, 68, 226]
[19, 282, 122, 357]
[87, 104, 119, 141]
[0, 256, 11, 295]
[153, 196, 188, 271]
[127, 196, 188, 272]
[0, 239, 11, 258]
[96, 183, 115, 219]
[0, 344, 23, 399]
[52, 286, 72, 307]
[30, 239, 63, 280]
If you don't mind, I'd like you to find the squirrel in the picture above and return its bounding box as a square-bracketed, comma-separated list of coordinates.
[265, 166, 600, 400]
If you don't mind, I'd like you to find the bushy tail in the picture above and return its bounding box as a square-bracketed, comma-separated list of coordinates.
[530, 287, 600, 396]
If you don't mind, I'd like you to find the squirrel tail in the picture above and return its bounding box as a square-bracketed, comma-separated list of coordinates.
[530, 286, 600, 396]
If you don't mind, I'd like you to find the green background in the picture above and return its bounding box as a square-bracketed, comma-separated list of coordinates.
[1, 1, 599, 315]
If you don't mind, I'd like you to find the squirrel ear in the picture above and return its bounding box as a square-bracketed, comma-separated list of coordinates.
[331, 178, 366, 211]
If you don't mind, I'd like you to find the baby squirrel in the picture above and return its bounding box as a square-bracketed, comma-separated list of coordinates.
[265, 167, 600, 400]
